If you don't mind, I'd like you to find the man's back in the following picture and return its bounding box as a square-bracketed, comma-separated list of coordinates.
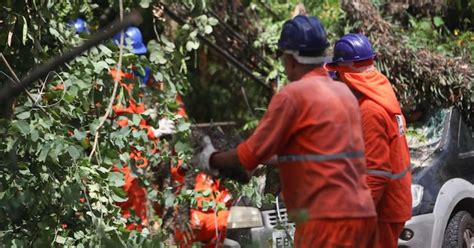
[276, 68, 375, 220]
[237, 68, 375, 221]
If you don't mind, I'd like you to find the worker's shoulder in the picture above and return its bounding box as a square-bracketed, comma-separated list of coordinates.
[283, 74, 336, 92]
[359, 98, 388, 118]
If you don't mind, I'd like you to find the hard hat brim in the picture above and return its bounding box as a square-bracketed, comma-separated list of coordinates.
[132, 44, 148, 55]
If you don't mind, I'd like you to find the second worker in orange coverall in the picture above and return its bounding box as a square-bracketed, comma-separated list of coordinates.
[326, 33, 412, 248]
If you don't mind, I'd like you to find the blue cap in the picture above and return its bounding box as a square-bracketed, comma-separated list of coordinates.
[70, 18, 89, 33]
[329, 33, 376, 65]
[112, 26, 147, 54]
[278, 15, 329, 53]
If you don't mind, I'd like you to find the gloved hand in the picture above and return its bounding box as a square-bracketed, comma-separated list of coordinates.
[153, 118, 175, 137]
[192, 135, 219, 176]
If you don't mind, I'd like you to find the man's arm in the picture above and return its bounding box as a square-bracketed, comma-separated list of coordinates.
[210, 149, 251, 183]
[208, 92, 297, 181]
[361, 105, 391, 206]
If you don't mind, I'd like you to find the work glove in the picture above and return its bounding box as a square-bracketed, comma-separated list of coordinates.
[153, 118, 175, 138]
[192, 135, 219, 176]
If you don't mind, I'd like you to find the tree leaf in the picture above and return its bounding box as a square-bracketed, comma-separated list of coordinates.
[98, 44, 112, 56]
[177, 122, 191, 132]
[152, 51, 167, 65]
[433, 16, 444, 27]
[165, 194, 175, 207]
[174, 141, 190, 153]
[201, 189, 211, 197]
[217, 202, 226, 211]
[21, 16, 28, 45]
[108, 172, 125, 187]
[208, 17, 218, 26]
[16, 111, 30, 119]
[38, 142, 52, 162]
[55, 236, 66, 244]
[94, 61, 109, 73]
[105, 58, 116, 65]
[111, 192, 128, 203]
[186, 40, 199, 51]
[204, 25, 213, 34]
[49, 27, 60, 38]
[67, 145, 81, 160]
[73, 129, 86, 141]
[131, 114, 141, 126]
[14, 120, 30, 135]
[30, 129, 39, 142]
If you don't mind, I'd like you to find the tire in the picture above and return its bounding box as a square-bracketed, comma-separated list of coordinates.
[442, 211, 474, 248]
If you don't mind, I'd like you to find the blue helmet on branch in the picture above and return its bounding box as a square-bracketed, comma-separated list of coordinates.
[330, 33, 376, 65]
[71, 18, 89, 33]
[113, 26, 147, 55]
[278, 15, 329, 53]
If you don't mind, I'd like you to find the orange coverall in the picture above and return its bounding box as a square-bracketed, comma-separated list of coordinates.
[237, 67, 377, 247]
[173, 171, 233, 248]
[327, 61, 412, 248]
[172, 99, 233, 247]
[110, 68, 157, 230]
[110, 69, 232, 244]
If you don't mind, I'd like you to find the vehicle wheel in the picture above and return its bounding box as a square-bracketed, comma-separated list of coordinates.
[442, 211, 474, 248]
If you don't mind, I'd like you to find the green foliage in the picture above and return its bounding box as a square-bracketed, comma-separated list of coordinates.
[406, 15, 473, 63]
[1, 0, 472, 246]
[0, 0, 222, 246]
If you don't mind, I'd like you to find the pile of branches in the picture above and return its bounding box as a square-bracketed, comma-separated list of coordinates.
[342, 0, 473, 125]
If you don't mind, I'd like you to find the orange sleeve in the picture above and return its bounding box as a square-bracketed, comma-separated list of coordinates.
[176, 94, 188, 118]
[360, 103, 391, 206]
[237, 92, 297, 170]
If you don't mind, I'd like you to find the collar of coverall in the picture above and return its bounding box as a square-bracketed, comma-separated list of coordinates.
[328, 60, 402, 115]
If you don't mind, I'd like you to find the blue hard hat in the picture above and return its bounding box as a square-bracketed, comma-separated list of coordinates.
[133, 66, 152, 85]
[278, 15, 329, 53]
[71, 18, 89, 33]
[113, 26, 147, 54]
[330, 33, 376, 65]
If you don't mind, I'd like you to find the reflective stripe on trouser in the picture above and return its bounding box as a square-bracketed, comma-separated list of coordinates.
[278, 151, 364, 162]
[366, 164, 414, 180]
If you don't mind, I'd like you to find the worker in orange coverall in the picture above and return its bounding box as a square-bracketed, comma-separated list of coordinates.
[110, 26, 175, 231]
[326, 33, 412, 248]
[193, 15, 377, 248]
[111, 27, 233, 245]
[172, 168, 233, 248]
[170, 98, 233, 248]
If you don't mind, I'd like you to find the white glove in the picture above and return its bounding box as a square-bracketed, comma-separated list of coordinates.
[193, 135, 219, 176]
[153, 118, 175, 137]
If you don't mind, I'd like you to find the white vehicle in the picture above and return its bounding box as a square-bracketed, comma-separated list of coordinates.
[398, 108, 474, 248]
[225, 195, 295, 248]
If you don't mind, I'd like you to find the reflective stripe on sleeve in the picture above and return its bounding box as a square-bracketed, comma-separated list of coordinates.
[278, 150, 365, 163]
[366, 163, 414, 180]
